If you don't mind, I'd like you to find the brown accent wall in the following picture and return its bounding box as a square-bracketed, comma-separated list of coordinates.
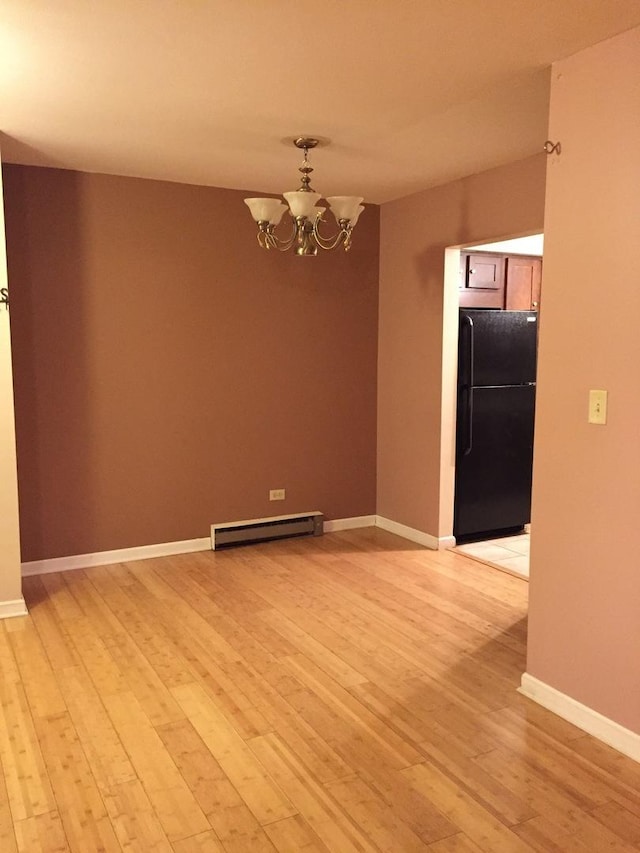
[3, 166, 379, 561]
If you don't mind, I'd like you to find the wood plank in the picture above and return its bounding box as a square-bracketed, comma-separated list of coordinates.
[265, 720, 353, 786]
[0, 761, 18, 853]
[34, 711, 121, 852]
[567, 735, 640, 811]
[258, 608, 367, 687]
[155, 717, 275, 850]
[324, 774, 432, 851]
[284, 653, 424, 769]
[255, 670, 460, 844]
[263, 814, 331, 852]
[477, 714, 617, 809]
[61, 570, 128, 640]
[51, 665, 136, 791]
[171, 831, 226, 852]
[171, 682, 296, 827]
[427, 834, 485, 852]
[401, 762, 532, 853]
[102, 778, 173, 852]
[474, 746, 594, 829]
[0, 623, 21, 684]
[416, 732, 536, 826]
[13, 810, 69, 853]
[87, 576, 190, 726]
[247, 732, 376, 853]
[62, 615, 128, 696]
[21, 577, 79, 671]
[512, 813, 633, 852]
[114, 567, 274, 738]
[474, 746, 638, 849]
[0, 677, 55, 821]
[39, 573, 84, 622]
[101, 690, 211, 842]
[7, 621, 67, 719]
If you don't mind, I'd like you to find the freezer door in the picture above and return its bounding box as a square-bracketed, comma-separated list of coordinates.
[459, 309, 538, 387]
[454, 384, 535, 539]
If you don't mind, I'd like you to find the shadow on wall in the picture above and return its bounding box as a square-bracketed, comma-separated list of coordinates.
[412, 185, 471, 299]
[0, 132, 68, 170]
[4, 167, 95, 561]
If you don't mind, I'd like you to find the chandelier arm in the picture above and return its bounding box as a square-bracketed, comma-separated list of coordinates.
[272, 234, 297, 252]
[257, 219, 298, 251]
[312, 218, 349, 251]
[271, 219, 298, 251]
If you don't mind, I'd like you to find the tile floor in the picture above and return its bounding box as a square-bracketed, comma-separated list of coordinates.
[454, 531, 530, 579]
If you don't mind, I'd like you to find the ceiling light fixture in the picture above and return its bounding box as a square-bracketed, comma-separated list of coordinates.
[244, 137, 364, 257]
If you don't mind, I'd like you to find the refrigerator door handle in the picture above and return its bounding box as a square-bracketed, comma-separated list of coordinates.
[460, 315, 474, 456]
[462, 389, 474, 456]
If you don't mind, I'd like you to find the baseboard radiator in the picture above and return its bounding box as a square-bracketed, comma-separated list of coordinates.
[210, 511, 324, 550]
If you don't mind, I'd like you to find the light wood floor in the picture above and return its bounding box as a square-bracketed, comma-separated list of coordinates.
[2, 528, 640, 852]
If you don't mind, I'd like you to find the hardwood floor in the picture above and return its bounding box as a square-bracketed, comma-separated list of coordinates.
[2, 527, 640, 852]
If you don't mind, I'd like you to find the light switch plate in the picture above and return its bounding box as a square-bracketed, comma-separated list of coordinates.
[588, 389, 607, 425]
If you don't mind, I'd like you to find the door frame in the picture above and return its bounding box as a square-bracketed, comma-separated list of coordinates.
[439, 233, 543, 545]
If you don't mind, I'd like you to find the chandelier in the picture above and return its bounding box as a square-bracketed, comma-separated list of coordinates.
[244, 137, 364, 256]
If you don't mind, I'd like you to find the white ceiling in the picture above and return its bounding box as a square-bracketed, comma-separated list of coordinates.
[1, 1, 640, 204]
[465, 234, 544, 256]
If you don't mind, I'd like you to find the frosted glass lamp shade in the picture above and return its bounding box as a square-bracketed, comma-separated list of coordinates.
[349, 205, 365, 227]
[327, 196, 364, 222]
[269, 204, 288, 226]
[245, 197, 287, 224]
[283, 191, 321, 218]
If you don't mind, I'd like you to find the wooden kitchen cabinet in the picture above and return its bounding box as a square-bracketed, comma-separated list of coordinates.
[459, 253, 505, 308]
[459, 251, 542, 310]
[505, 256, 542, 310]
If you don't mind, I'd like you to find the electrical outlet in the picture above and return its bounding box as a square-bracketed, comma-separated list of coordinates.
[588, 389, 608, 425]
[269, 488, 286, 501]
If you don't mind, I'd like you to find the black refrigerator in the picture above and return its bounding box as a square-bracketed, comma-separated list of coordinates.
[454, 309, 538, 541]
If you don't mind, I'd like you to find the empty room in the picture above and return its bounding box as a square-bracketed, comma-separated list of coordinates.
[1, 3, 640, 851]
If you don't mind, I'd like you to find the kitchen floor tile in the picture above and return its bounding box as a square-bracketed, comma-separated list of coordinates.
[454, 532, 530, 580]
[492, 554, 529, 579]
[455, 542, 520, 562]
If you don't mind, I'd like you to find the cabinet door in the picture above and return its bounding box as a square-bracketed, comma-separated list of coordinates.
[505, 256, 542, 310]
[459, 253, 505, 308]
[466, 253, 505, 290]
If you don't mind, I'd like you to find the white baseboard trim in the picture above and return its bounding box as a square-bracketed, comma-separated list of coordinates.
[519, 672, 640, 764]
[375, 516, 441, 549]
[324, 515, 377, 532]
[0, 597, 28, 619]
[20, 515, 453, 577]
[21, 537, 211, 577]
[322, 515, 453, 550]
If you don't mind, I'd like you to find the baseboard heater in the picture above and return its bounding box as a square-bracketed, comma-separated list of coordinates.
[210, 511, 324, 550]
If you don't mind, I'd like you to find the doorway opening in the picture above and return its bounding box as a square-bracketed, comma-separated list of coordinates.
[440, 232, 543, 581]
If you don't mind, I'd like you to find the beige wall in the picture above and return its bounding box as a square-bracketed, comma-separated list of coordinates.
[0, 153, 23, 610]
[527, 26, 640, 732]
[4, 166, 379, 562]
[378, 155, 546, 537]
